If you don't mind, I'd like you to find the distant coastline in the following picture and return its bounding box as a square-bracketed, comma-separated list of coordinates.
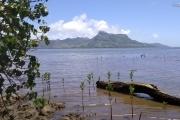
[38, 31, 169, 49]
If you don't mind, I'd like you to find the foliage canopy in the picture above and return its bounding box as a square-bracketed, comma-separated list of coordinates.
[0, 0, 49, 100]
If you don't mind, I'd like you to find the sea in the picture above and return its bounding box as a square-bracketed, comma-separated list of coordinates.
[32, 48, 180, 120]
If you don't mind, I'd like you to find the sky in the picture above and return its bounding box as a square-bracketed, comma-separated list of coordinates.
[45, 0, 180, 47]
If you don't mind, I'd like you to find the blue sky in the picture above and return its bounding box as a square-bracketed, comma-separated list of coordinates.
[46, 0, 180, 47]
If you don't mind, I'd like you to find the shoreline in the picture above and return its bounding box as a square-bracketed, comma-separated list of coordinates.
[0, 94, 85, 120]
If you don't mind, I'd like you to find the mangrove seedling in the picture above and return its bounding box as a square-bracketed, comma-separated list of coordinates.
[117, 72, 120, 81]
[129, 70, 136, 82]
[129, 84, 135, 119]
[87, 73, 92, 96]
[43, 72, 51, 90]
[106, 83, 113, 120]
[47, 81, 51, 104]
[91, 73, 95, 90]
[41, 74, 45, 98]
[41, 72, 51, 98]
[80, 81, 85, 112]
[107, 71, 111, 82]
[62, 78, 65, 92]
[129, 70, 136, 120]
[43, 72, 51, 103]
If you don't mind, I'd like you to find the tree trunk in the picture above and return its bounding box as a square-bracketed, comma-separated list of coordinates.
[96, 81, 180, 106]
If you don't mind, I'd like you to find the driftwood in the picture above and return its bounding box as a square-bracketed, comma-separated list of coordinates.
[96, 81, 180, 106]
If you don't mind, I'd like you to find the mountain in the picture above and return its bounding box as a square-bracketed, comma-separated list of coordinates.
[38, 37, 90, 48]
[148, 43, 169, 48]
[38, 31, 169, 48]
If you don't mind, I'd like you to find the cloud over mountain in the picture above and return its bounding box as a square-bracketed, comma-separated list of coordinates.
[48, 14, 130, 40]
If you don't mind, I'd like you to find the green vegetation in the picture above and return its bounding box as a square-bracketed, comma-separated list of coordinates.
[129, 70, 136, 82]
[91, 72, 95, 90]
[129, 70, 136, 120]
[33, 97, 47, 114]
[106, 72, 113, 120]
[0, 0, 172, 119]
[42, 73, 51, 99]
[44, 72, 51, 103]
[87, 73, 92, 96]
[117, 72, 120, 81]
[107, 71, 111, 82]
[106, 83, 113, 120]
[80, 81, 85, 112]
[0, 0, 49, 119]
[62, 78, 65, 92]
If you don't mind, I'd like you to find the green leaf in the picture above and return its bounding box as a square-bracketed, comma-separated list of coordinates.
[129, 85, 135, 94]
[0, 0, 49, 107]
[106, 83, 113, 91]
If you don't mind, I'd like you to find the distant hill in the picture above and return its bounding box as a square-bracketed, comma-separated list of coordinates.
[38, 31, 169, 48]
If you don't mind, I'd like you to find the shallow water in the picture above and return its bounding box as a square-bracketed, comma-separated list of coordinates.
[32, 48, 180, 119]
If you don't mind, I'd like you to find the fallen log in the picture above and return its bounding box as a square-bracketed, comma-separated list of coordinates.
[96, 81, 180, 106]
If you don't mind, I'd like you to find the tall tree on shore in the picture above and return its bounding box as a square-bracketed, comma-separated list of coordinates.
[0, 0, 49, 117]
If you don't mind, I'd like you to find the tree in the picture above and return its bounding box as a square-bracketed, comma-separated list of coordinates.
[0, 0, 49, 107]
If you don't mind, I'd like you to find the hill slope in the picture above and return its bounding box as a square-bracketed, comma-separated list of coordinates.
[38, 31, 168, 48]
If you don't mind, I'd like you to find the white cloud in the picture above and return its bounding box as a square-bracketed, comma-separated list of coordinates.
[152, 33, 159, 39]
[48, 13, 130, 40]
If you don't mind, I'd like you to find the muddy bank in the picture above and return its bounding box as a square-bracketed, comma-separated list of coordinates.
[0, 94, 66, 120]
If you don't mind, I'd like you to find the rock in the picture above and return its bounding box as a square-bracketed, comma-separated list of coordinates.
[16, 109, 37, 120]
[41, 105, 55, 116]
[24, 112, 33, 119]
[50, 102, 65, 110]
[61, 113, 85, 120]
[17, 102, 32, 111]
[33, 116, 48, 120]
[61, 116, 71, 120]
[0, 96, 65, 120]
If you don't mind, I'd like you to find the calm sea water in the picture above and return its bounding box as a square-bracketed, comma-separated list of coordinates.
[32, 48, 180, 119]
